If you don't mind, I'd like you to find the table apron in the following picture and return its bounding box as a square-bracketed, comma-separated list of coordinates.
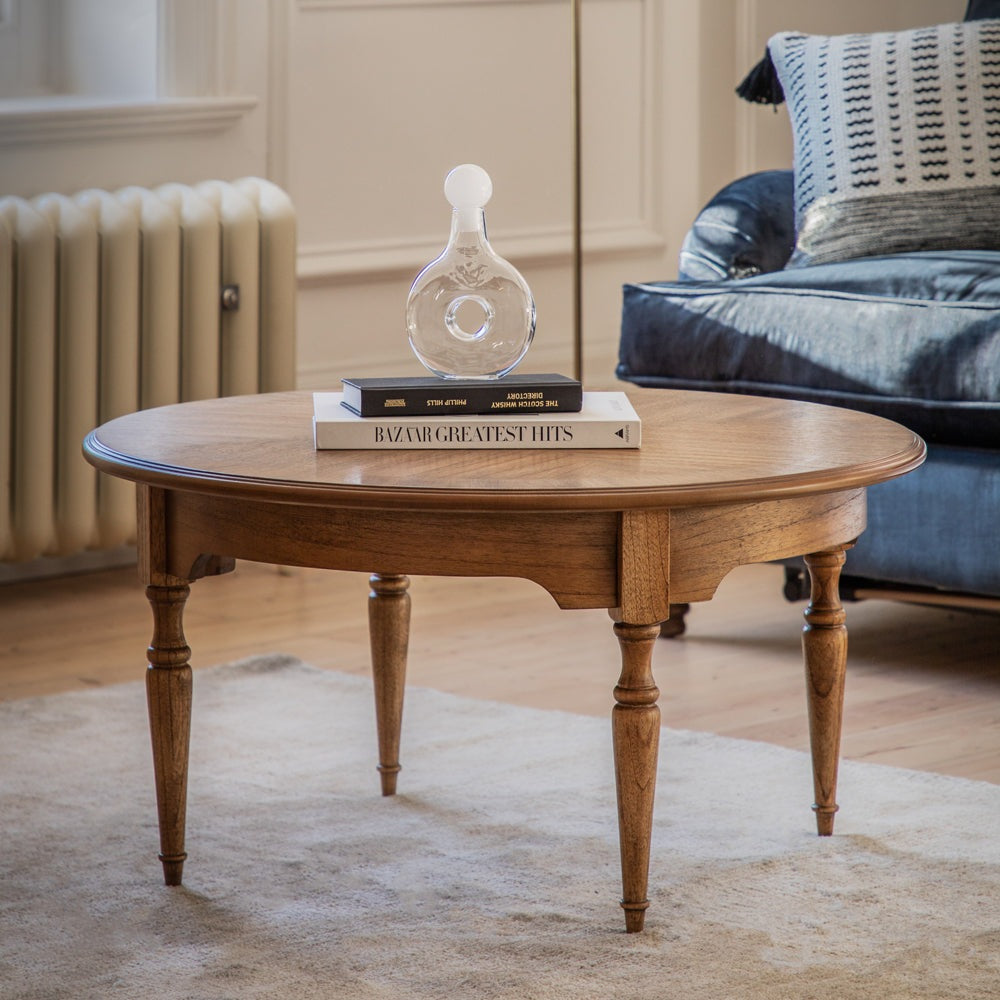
[141, 486, 867, 614]
[155, 489, 620, 610]
[667, 488, 867, 603]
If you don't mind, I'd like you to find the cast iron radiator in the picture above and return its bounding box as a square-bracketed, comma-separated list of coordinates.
[0, 177, 296, 562]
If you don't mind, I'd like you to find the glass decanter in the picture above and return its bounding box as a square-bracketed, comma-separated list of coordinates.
[406, 164, 536, 379]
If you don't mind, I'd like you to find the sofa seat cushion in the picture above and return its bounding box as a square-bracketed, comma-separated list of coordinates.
[618, 250, 1000, 447]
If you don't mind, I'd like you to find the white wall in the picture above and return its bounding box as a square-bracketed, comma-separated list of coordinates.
[0, 0, 965, 391]
[282, 0, 675, 387]
[0, 2, 271, 193]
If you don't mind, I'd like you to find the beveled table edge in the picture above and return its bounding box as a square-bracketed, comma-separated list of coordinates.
[83, 428, 927, 513]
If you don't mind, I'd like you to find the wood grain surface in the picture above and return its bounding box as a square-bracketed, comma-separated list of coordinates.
[84, 388, 925, 510]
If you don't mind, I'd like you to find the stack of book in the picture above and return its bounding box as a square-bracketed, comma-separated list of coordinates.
[312, 373, 641, 450]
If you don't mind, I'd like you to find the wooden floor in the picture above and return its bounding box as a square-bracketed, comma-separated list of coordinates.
[2, 560, 998, 782]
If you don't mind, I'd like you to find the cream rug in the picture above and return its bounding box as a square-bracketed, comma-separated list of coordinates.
[2, 655, 997, 999]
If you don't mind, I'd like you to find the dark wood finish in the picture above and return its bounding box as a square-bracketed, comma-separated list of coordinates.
[82, 388, 925, 932]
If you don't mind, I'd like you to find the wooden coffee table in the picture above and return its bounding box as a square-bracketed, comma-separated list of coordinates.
[83, 387, 924, 932]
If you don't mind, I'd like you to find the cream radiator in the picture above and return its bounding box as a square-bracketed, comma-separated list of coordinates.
[0, 177, 296, 563]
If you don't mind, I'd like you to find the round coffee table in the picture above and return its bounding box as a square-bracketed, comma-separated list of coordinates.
[83, 387, 925, 932]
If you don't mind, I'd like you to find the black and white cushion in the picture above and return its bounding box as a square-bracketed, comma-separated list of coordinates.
[765, 19, 1000, 266]
[766, 19, 1000, 266]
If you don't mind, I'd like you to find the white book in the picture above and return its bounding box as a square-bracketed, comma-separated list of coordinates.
[312, 391, 640, 450]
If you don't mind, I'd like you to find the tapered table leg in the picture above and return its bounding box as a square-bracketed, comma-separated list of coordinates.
[802, 549, 848, 836]
[368, 574, 411, 796]
[145, 584, 193, 886]
[612, 621, 661, 933]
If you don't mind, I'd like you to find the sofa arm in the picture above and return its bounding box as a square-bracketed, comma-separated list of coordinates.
[679, 169, 795, 281]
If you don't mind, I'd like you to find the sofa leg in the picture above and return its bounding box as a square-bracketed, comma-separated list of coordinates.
[658, 603, 690, 638]
[783, 566, 810, 602]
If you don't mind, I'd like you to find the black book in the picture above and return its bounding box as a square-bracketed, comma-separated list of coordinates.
[340, 373, 583, 417]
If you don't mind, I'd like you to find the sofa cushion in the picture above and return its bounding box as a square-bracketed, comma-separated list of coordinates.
[766, 19, 1000, 266]
[617, 250, 1000, 448]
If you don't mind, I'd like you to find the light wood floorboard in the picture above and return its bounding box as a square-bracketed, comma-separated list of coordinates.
[1, 560, 997, 782]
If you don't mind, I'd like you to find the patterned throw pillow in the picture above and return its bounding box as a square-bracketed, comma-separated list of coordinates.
[767, 20, 1000, 266]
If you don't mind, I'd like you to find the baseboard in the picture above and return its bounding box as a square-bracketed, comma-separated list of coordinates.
[0, 546, 137, 585]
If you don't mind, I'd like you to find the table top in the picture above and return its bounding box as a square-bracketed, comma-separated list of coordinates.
[83, 388, 925, 512]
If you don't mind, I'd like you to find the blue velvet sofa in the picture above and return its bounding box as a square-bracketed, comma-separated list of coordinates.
[618, 168, 1000, 611]
[619, 4, 1000, 618]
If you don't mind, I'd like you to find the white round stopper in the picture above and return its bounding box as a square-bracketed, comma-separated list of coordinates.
[444, 164, 493, 210]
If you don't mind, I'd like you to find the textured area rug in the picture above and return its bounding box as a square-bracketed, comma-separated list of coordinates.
[2, 655, 998, 999]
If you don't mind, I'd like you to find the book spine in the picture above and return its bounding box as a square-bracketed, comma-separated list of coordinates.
[351, 383, 582, 417]
[313, 417, 639, 450]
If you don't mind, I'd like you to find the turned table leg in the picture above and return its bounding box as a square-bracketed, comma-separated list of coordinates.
[612, 621, 661, 933]
[802, 549, 848, 836]
[145, 583, 193, 886]
[368, 573, 411, 796]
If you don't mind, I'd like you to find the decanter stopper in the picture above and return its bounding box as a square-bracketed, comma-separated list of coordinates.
[406, 164, 536, 379]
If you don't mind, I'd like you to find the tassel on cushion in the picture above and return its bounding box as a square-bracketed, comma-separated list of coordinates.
[736, 47, 785, 105]
[964, 0, 1000, 20]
